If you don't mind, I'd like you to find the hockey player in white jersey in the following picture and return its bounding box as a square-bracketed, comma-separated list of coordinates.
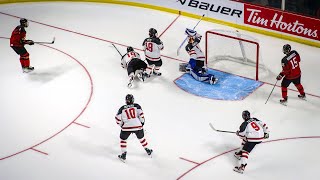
[233, 110, 270, 174]
[115, 94, 153, 162]
[180, 28, 218, 85]
[142, 28, 164, 76]
[121, 46, 148, 88]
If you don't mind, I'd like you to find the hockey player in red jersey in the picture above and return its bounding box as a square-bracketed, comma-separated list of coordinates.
[142, 28, 164, 76]
[276, 44, 306, 105]
[234, 110, 269, 174]
[115, 94, 153, 162]
[10, 18, 35, 73]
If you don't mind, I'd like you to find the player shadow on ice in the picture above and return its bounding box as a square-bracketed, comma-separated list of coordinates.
[27, 64, 74, 83]
[64, 133, 120, 160]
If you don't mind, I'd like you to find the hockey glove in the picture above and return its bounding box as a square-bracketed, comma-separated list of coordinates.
[276, 73, 283, 80]
[236, 130, 240, 136]
[26, 40, 34, 45]
[264, 133, 269, 139]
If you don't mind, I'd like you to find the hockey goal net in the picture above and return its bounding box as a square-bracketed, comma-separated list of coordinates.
[205, 29, 265, 81]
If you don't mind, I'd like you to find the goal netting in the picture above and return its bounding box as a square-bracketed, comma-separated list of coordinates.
[205, 29, 267, 81]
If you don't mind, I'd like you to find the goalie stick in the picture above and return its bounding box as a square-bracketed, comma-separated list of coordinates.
[176, 14, 205, 56]
[34, 37, 55, 44]
[209, 123, 236, 134]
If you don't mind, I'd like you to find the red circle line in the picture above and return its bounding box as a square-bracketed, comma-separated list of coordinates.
[177, 136, 320, 179]
[0, 39, 94, 160]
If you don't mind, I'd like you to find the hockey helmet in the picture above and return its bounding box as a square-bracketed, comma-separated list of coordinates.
[149, 28, 158, 37]
[125, 94, 134, 105]
[282, 44, 291, 55]
[185, 28, 196, 37]
[242, 110, 250, 121]
[127, 46, 134, 53]
[20, 18, 29, 28]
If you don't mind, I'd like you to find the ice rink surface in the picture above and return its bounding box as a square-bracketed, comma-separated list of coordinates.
[0, 2, 320, 180]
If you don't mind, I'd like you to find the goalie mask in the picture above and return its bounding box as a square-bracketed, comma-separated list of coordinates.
[125, 94, 134, 105]
[242, 110, 250, 121]
[149, 28, 158, 38]
[282, 44, 291, 55]
[127, 46, 134, 53]
[20, 18, 29, 28]
[185, 28, 196, 37]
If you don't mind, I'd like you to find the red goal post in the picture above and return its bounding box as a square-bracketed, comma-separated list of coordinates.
[205, 30, 261, 80]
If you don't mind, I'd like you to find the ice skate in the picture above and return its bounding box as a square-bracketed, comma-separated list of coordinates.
[234, 151, 241, 160]
[137, 72, 145, 82]
[209, 76, 218, 85]
[153, 71, 161, 76]
[298, 94, 306, 100]
[280, 98, 288, 106]
[22, 66, 34, 73]
[127, 76, 134, 88]
[118, 152, 127, 163]
[145, 148, 153, 157]
[233, 164, 247, 174]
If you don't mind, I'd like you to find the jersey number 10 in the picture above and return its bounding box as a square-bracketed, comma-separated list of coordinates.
[125, 108, 136, 120]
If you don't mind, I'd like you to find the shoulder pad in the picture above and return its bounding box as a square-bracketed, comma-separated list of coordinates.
[152, 38, 162, 45]
[133, 103, 142, 109]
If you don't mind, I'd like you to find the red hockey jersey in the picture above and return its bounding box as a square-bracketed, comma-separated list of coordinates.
[281, 50, 301, 79]
[10, 26, 26, 47]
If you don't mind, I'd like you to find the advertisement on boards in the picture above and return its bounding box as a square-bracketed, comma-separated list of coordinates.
[124, 0, 244, 24]
[243, 4, 319, 41]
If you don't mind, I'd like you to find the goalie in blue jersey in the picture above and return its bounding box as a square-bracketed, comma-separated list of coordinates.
[179, 28, 218, 85]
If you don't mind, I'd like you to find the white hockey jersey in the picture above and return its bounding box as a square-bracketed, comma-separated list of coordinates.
[121, 51, 141, 69]
[186, 34, 205, 62]
[238, 118, 269, 142]
[115, 103, 145, 131]
[142, 37, 163, 61]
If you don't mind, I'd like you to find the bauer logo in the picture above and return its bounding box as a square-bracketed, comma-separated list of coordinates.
[176, 0, 243, 18]
[244, 4, 319, 41]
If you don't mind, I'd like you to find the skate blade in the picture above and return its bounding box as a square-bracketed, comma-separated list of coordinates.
[280, 102, 287, 106]
[118, 157, 126, 163]
[233, 168, 244, 174]
[234, 154, 241, 160]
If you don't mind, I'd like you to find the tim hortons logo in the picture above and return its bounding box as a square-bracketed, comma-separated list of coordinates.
[177, 0, 242, 18]
[246, 8, 318, 38]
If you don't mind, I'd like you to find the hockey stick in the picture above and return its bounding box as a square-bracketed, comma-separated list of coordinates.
[111, 43, 123, 57]
[265, 80, 278, 104]
[209, 123, 236, 134]
[34, 37, 55, 44]
[177, 14, 205, 56]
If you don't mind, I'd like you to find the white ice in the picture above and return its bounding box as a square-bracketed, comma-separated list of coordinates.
[0, 2, 319, 180]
